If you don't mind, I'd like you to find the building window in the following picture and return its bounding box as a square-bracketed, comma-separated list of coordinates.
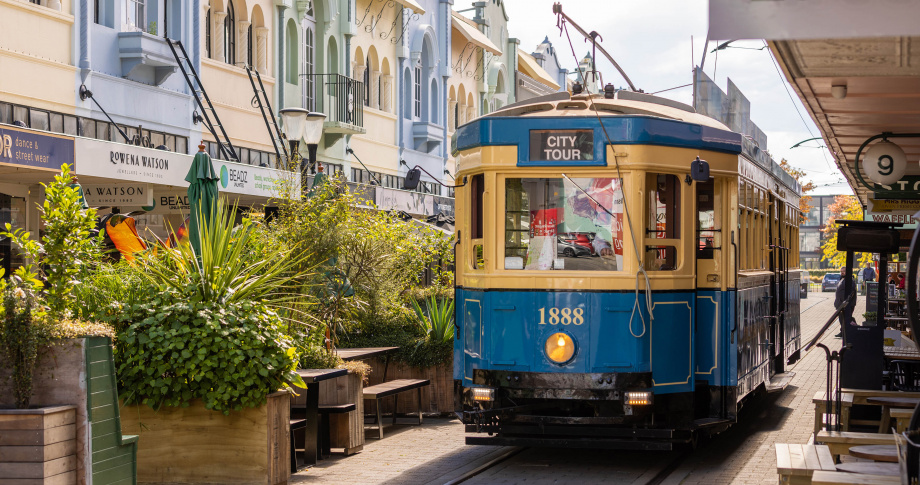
[224, 1, 235, 65]
[126, 0, 145, 31]
[414, 67, 421, 119]
[247, 24, 253, 66]
[205, 9, 211, 58]
[304, 27, 314, 110]
[363, 56, 371, 107]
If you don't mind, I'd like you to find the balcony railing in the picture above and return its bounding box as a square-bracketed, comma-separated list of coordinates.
[302, 74, 364, 133]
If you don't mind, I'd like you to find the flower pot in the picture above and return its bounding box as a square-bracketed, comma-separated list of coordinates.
[120, 391, 291, 485]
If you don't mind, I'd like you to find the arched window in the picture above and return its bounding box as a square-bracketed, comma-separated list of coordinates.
[286, 21, 298, 84]
[403, 67, 412, 119]
[414, 66, 421, 119]
[223, 1, 235, 65]
[205, 9, 211, 58]
[247, 24, 253, 67]
[429, 79, 438, 123]
[364, 55, 370, 107]
[453, 103, 459, 129]
[304, 27, 314, 110]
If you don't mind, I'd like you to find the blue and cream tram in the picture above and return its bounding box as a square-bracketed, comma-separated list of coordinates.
[451, 90, 804, 449]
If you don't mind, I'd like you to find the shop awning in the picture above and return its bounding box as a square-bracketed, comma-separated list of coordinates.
[517, 48, 560, 91]
[451, 12, 501, 56]
[393, 0, 424, 15]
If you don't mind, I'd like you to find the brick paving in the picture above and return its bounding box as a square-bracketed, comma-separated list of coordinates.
[293, 291, 859, 484]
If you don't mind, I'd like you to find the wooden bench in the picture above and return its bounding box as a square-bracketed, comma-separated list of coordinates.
[318, 404, 357, 457]
[814, 430, 895, 460]
[840, 388, 920, 430]
[290, 418, 307, 472]
[775, 443, 837, 485]
[363, 379, 430, 439]
[890, 407, 913, 433]
[813, 391, 854, 433]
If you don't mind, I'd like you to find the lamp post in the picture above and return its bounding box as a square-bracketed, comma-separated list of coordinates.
[279, 108, 325, 194]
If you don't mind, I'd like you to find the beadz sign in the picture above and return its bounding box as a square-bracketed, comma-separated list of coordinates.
[0, 124, 74, 171]
[529, 130, 594, 162]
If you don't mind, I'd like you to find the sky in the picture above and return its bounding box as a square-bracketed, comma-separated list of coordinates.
[453, 0, 851, 196]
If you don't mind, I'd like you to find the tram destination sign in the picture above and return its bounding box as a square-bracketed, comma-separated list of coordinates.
[529, 130, 594, 162]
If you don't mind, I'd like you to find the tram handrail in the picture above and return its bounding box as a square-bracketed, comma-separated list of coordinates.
[804, 292, 856, 352]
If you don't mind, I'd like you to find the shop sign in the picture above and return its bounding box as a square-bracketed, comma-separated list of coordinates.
[867, 198, 920, 214]
[74, 137, 298, 199]
[376, 188, 433, 215]
[82, 183, 152, 206]
[0, 124, 74, 171]
[141, 193, 191, 214]
[529, 130, 594, 162]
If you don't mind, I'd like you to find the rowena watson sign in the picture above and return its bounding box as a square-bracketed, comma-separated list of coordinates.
[74, 137, 297, 198]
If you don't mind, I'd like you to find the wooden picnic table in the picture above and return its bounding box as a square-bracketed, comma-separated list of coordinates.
[866, 396, 920, 433]
[336, 347, 399, 382]
[835, 462, 899, 476]
[890, 407, 914, 433]
[848, 445, 899, 463]
[293, 368, 349, 467]
[811, 470, 900, 484]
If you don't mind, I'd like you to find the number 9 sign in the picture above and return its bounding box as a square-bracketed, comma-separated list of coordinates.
[864, 141, 907, 186]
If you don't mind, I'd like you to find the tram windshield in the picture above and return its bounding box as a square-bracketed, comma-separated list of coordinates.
[504, 177, 625, 271]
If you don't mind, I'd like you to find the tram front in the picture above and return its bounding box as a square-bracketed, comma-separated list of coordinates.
[452, 93, 744, 449]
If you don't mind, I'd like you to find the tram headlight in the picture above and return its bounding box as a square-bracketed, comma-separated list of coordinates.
[544, 332, 576, 364]
[626, 391, 653, 406]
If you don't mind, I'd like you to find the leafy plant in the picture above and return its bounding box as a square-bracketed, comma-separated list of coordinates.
[147, 21, 157, 35]
[411, 295, 455, 345]
[1, 164, 101, 319]
[117, 294, 301, 413]
[2, 281, 39, 408]
[863, 311, 878, 322]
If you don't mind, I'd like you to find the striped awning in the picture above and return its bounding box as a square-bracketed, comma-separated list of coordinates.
[451, 12, 501, 56]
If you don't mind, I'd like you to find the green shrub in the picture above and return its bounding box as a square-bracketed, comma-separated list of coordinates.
[117, 294, 299, 413]
[411, 296, 454, 345]
[339, 306, 452, 368]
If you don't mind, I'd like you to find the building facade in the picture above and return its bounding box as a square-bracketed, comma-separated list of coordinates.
[799, 194, 844, 270]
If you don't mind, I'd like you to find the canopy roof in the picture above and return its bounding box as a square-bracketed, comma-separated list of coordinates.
[451, 12, 501, 56]
[517, 48, 560, 91]
[393, 0, 424, 15]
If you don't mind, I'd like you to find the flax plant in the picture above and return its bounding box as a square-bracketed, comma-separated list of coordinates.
[411, 295, 455, 345]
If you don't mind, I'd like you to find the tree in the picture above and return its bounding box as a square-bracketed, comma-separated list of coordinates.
[820, 195, 872, 268]
[779, 158, 816, 224]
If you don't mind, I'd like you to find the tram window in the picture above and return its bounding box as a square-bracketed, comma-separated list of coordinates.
[697, 179, 717, 260]
[503, 177, 624, 271]
[647, 174, 680, 239]
[646, 246, 677, 271]
[471, 174, 484, 239]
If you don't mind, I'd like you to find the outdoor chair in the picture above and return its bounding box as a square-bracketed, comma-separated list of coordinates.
[890, 360, 920, 392]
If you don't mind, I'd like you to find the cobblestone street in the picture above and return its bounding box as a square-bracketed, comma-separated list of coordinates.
[294, 292, 856, 484]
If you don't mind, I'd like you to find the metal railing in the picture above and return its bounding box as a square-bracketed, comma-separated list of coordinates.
[301, 74, 364, 128]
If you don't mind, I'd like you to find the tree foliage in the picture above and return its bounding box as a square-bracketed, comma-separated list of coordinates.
[820, 195, 872, 268]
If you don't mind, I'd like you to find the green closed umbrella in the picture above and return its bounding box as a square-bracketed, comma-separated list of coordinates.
[186, 143, 220, 258]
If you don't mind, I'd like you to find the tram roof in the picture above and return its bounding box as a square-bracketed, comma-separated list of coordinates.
[452, 91, 802, 197]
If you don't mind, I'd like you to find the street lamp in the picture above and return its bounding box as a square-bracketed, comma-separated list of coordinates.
[279, 108, 325, 193]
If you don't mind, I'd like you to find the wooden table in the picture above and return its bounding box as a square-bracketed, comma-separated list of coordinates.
[836, 462, 900, 476]
[812, 470, 900, 484]
[336, 347, 398, 381]
[891, 407, 914, 433]
[848, 445, 899, 463]
[883, 346, 920, 361]
[294, 368, 349, 467]
[866, 396, 920, 433]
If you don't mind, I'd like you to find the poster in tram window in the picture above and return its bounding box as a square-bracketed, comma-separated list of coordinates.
[525, 208, 560, 270]
[530, 208, 561, 236]
[561, 178, 625, 270]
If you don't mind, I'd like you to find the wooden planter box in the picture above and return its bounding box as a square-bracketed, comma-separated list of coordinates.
[121, 391, 290, 485]
[0, 337, 134, 485]
[0, 405, 78, 485]
[364, 358, 452, 415]
[318, 371, 364, 454]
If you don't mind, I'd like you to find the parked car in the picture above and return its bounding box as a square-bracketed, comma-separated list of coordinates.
[560, 232, 596, 255]
[557, 237, 592, 258]
[821, 273, 841, 292]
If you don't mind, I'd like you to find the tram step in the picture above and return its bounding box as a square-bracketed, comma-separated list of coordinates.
[766, 372, 796, 393]
[691, 418, 733, 430]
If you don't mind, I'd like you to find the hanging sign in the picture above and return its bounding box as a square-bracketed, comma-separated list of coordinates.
[0, 124, 74, 171]
[82, 183, 153, 206]
[863, 141, 907, 186]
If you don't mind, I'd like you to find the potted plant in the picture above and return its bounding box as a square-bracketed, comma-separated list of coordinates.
[863, 311, 878, 325]
[0, 164, 134, 485]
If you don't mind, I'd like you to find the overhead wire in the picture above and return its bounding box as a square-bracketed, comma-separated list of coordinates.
[559, 17, 651, 339]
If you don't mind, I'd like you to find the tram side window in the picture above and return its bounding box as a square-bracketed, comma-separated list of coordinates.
[503, 177, 625, 271]
[471, 174, 485, 270]
[697, 179, 717, 260]
[646, 174, 680, 271]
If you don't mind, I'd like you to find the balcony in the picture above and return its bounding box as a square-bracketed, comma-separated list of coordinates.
[303, 74, 366, 144]
[412, 122, 444, 152]
[117, 32, 178, 85]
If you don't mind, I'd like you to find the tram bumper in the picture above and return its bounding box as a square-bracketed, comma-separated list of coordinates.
[456, 370, 692, 449]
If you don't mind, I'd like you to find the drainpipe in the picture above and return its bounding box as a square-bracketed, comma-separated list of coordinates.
[278, 6, 285, 109]
[78, 0, 91, 81]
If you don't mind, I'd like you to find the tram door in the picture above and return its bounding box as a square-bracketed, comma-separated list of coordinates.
[768, 194, 787, 375]
[694, 179, 726, 418]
